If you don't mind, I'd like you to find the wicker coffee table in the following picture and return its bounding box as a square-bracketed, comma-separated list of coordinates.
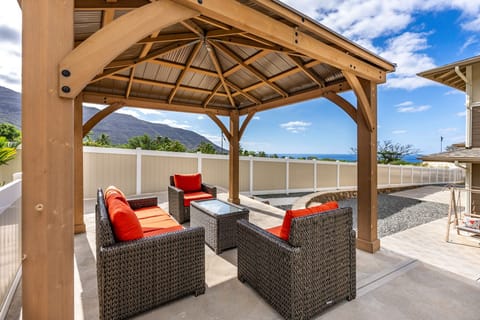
[190, 199, 249, 254]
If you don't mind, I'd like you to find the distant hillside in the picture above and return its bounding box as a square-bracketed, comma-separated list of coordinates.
[0, 86, 224, 151]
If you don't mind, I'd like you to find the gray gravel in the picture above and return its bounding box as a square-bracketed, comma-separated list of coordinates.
[338, 194, 449, 238]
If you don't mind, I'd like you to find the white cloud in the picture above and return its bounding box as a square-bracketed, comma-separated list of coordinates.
[83, 102, 107, 110]
[116, 109, 142, 118]
[438, 127, 457, 133]
[280, 121, 311, 133]
[460, 35, 478, 52]
[153, 119, 191, 130]
[197, 115, 205, 120]
[0, 3, 21, 92]
[253, 116, 260, 120]
[397, 105, 431, 112]
[456, 111, 466, 117]
[395, 101, 414, 107]
[445, 89, 463, 95]
[392, 130, 407, 134]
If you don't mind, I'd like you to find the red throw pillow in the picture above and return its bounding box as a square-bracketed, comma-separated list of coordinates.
[279, 201, 339, 241]
[174, 173, 202, 193]
[108, 198, 144, 242]
[104, 185, 128, 208]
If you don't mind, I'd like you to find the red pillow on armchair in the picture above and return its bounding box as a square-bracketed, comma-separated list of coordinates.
[173, 173, 202, 193]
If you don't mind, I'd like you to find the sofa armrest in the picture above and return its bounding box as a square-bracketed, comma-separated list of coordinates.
[201, 183, 217, 197]
[127, 197, 158, 210]
[168, 185, 186, 223]
[97, 227, 205, 319]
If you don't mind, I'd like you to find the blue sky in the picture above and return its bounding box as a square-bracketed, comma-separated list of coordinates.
[1, 1, 479, 154]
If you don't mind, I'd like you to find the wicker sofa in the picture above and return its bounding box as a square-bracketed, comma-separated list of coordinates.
[168, 174, 217, 223]
[96, 188, 206, 320]
[237, 206, 356, 320]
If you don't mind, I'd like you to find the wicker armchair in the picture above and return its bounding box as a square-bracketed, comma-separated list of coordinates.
[237, 207, 356, 320]
[168, 174, 217, 223]
[96, 189, 206, 320]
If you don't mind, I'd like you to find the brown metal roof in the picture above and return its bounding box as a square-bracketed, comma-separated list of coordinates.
[421, 148, 480, 163]
[74, 0, 395, 115]
[417, 55, 480, 92]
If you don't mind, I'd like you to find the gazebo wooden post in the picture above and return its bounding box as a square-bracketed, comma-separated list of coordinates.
[74, 95, 86, 234]
[229, 110, 240, 204]
[22, 0, 75, 318]
[355, 79, 380, 253]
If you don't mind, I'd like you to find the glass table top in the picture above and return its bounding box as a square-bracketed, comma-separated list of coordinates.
[193, 199, 244, 215]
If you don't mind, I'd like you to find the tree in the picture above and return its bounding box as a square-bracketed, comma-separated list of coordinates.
[377, 140, 418, 164]
[0, 123, 21, 147]
[127, 134, 157, 150]
[196, 142, 216, 154]
[0, 137, 16, 166]
[95, 133, 111, 146]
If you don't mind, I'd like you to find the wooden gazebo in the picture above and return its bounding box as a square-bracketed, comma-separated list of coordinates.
[21, 0, 395, 318]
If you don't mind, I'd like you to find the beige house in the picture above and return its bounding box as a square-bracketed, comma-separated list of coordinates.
[419, 55, 480, 211]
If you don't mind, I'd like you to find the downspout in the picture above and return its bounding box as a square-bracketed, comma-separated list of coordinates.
[455, 66, 471, 148]
[454, 66, 471, 213]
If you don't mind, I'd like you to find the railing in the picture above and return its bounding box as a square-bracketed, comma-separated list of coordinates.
[0, 177, 21, 320]
[81, 147, 464, 198]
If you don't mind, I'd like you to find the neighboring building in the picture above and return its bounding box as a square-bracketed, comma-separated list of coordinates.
[418, 55, 480, 212]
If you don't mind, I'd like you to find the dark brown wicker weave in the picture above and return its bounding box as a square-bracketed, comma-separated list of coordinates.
[96, 188, 206, 320]
[167, 175, 217, 223]
[237, 207, 356, 320]
[190, 199, 249, 254]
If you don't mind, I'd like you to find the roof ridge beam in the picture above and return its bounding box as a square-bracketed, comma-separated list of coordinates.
[60, 0, 200, 98]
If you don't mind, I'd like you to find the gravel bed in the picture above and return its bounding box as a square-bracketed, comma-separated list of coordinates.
[338, 194, 449, 238]
[266, 193, 449, 238]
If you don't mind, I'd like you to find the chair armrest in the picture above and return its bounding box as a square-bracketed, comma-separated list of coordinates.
[127, 197, 158, 210]
[168, 185, 186, 223]
[201, 183, 217, 197]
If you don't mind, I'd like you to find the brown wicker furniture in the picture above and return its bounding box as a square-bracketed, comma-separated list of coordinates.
[96, 188, 206, 320]
[168, 174, 217, 224]
[237, 207, 356, 320]
[191, 199, 249, 254]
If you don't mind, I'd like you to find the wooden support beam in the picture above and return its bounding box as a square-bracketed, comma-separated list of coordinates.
[229, 110, 240, 204]
[239, 81, 350, 115]
[206, 42, 236, 107]
[206, 112, 231, 141]
[181, 19, 204, 37]
[101, 9, 115, 28]
[174, 0, 388, 82]
[215, 36, 292, 52]
[74, 95, 86, 234]
[324, 92, 357, 123]
[194, 15, 230, 30]
[239, 111, 255, 140]
[206, 28, 245, 38]
[92, 41, 194, 82]
[356, 79, 380, 253]
[287, 55, 325, 87]
[83, 102, 124, 136]
[210, 41, 288, 98]
[150, 59, 218, 77]
[82, 92, 231, 115]
[168, 41, 203, 103]
[225, 79, 261, 105]
[202, 81, 223, 107]
[60, 0, 199, 98]
[74, 0, 149, 10]
[223, 49, 270, 78]
[137, 32, 198, 44]
[22, 0, 74, 318]
[343, 71, 374, 131]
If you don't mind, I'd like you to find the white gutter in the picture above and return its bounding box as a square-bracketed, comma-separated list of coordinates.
[455, 66, 471, 148]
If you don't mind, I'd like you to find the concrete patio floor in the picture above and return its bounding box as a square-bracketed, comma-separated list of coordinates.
[6, 186, 480, 319]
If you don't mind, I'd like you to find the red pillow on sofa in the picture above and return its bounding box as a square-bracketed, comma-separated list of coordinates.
[174, 173, 202, 193]
[278, 201, 339, 241]
[104, 185, 128, 207]
[108, 197, 144, 242]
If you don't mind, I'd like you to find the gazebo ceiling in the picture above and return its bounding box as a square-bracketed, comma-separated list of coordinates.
[73, 0, 395, 116]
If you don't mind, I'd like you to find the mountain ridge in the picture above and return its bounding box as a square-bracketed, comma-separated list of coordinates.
[0, 86, 223, 151]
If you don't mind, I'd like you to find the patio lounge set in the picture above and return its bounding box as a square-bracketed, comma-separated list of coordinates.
[95, 174, 356, 320]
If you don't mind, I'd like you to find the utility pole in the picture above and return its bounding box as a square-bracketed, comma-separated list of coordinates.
[440, 136, 444, 152]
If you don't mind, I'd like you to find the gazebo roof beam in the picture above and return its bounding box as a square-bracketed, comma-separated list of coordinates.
[287, 55, 325, 87]
[74, 0, 150, 10]
[102, 9, 115, 28]
[150, 59, 218, 77]
[210, 41, 288, 97]
[239, 81, 350, 115]
[181, 19, 204, 37]
[83, 92, 231, 116]
[223, 49, 270, 77]
[174, 0, 389, 82]
[206, 42, 236, 107]
[214, 37, 294, 53]
[202, 81, 223, 107]
[194, 15, 231, 30]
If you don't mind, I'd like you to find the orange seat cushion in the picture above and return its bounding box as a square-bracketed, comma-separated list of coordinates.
[279, 201, 339, 241]
[134, 206, 184, 237]
[183, 191, 214, 207]
[266, 225, 283, 238]
[174, 173, 202, 193]
[108, 198, 144, 242]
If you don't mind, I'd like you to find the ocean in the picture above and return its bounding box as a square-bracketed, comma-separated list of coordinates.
[276, 153, 422, 163]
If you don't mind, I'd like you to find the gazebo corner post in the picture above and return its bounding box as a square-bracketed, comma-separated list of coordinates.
[229, 110, 240, 204]
[74, 94, 86, 234]
[355, 79, 380, 253]
[22, 0, 75, 318]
